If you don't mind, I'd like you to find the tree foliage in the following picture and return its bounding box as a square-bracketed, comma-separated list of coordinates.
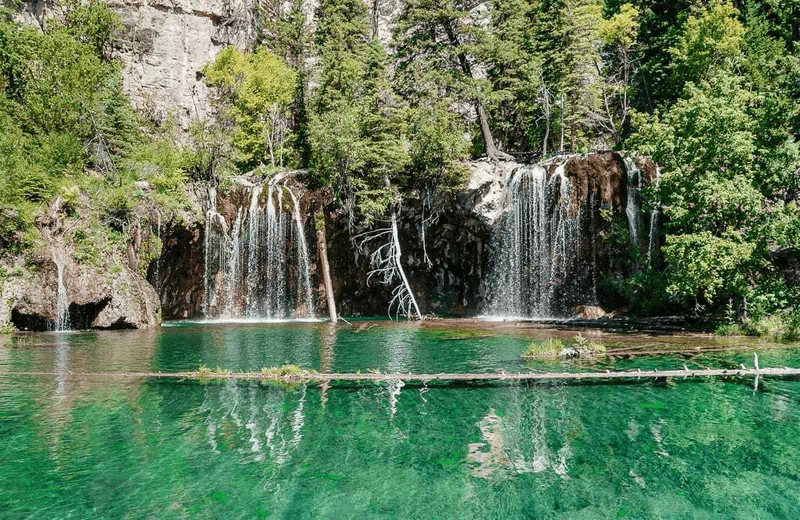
[628, 0, 800, 316]
[1, 0, 798, 323]
[204, 47, 297, 170]
[0, 3, 187, 261]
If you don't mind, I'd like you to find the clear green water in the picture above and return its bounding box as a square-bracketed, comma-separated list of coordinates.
[1, 321, 800, 518]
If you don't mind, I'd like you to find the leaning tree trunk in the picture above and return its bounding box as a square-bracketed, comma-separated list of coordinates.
[475, 102, 513, 162]
[315, 208, 337, 323]
[443, 21, 513, 162]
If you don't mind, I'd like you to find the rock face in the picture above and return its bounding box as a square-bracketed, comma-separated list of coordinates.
[2, 258, 160, 331]
[18, 0, 259, 128]
[112, 0, 260, 127]
[0, 197, 161, 332]
[18, 0, 409, 129]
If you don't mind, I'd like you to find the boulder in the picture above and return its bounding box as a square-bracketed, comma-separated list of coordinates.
[2, 259, 160, 331]
[573, 305, 608, 320]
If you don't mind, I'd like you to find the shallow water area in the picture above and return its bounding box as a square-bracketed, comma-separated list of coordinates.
[1, 319, 800, 518]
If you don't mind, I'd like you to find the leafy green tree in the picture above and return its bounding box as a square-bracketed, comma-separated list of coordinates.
[668, 0, 744, 88]
[0, 2, 188, 268]
[629, 72, 799, 311]
[595, 2, 640, 145]
[204, 47, 297, 170]
[62, 0, 122, 60]
[259, 0, 312, 165]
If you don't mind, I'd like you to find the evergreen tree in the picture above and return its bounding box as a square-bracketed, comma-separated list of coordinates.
[393, 0, 511, 160]
[486, 0, 549, 153]
[309, 0, 409, 224]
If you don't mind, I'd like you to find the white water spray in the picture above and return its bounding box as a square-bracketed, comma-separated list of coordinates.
[203, 180, 316, 320]
[287, 187, 315, 317]
[646, 166, 661, 267]
[54, 257, 70, 332]
[484, 160, 585, 317]
[624, 156, 642, 248]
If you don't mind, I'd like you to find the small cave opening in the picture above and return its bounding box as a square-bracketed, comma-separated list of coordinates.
[11, 309, 50, 332]
[67, 298, 112, 330]
[11, 298, 113, 331]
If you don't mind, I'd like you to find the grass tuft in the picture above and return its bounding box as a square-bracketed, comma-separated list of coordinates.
[521, 334, 606, 359]
[259, 364, 317, 378]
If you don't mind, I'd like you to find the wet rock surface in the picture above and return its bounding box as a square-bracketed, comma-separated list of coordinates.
[3, 258, 160, 331]
[155, 153, 654, 319]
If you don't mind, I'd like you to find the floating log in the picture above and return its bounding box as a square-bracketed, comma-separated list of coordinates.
[4, 367, 800, 383]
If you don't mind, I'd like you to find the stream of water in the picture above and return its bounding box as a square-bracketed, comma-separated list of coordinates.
[1, 321, 799, 518]
[204, 182, 315, 320]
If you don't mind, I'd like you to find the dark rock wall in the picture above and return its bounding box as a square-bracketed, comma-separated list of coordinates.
[154, 152, 656, 319]
[152, 222, 206, 320]
[323, 192, 493, 317]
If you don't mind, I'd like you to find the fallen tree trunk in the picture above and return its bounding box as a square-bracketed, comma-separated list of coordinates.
[9, 366, 799, 383]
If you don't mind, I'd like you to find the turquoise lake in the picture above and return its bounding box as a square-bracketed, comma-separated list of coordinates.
[1, 320, 799, 518]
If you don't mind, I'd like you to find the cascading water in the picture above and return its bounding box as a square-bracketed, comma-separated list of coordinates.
[223, 208, 244, 317]
[483, 160, 590, 318]
[203, 180, 315, 320]
[286, 187, 315, 317]
[203, 186, 228, 316]
[246, 184, 263, 313]
[54, 257, 70, 331]
[646, 166, 661, 267]
[624, 156, 642, 249]
[483, 154, 660, 319]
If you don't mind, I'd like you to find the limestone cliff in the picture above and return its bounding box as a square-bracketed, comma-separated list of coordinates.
[18, 0, 259, 127]
[17, 0, 402, 128]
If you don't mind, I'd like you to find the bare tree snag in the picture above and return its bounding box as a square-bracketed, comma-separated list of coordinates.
[354, 177, 423, 320]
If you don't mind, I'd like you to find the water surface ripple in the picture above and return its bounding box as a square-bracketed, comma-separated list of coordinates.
[1, 321, 799, 518]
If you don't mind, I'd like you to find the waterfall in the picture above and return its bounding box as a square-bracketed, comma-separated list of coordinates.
[484, 160, 588, 318]
[223, 208, 244, 317]
[203, 180, 315, 320]
[246, 184, 263, 313]
[484, 154, 659, 319]
[203, 186, 228, 316]
[646, 166, 661, 268]
[624, 156, 642, 249]
[286, 187, 315, 317]
[154, 210, 161, 293]
[54, 257, 70, 331]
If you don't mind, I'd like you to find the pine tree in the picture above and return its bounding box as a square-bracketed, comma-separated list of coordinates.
[393, 0, 512, 160]
[309, 0, 409, 223]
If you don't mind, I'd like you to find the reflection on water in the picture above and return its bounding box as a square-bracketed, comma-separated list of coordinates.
[1, 322, 800, 517]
